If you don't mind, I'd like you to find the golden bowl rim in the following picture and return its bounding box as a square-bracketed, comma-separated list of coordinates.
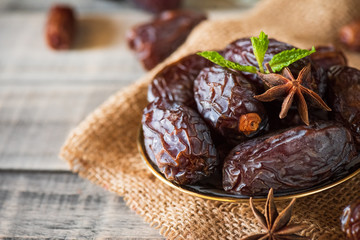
[138, 127, 360, 202]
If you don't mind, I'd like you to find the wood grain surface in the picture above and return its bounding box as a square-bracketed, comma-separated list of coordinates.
[0, 171, 164, 239]
[0, 0, 258, 238]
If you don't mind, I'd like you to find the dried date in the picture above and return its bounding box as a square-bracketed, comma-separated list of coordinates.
[223, 122, 360, 196]
[45, 5, 76, 50]
[307, 45, 347, 100]
[328, 66, 360, 148]
[310, 45, 347, 71]
[147, 54, 212, 107]
[194, 66, 267, 141]
[127, 10, 206, 70]
[142, 98, 218, 185]
[341, 198, 360, 240]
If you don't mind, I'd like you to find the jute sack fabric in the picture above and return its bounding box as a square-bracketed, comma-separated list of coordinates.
[60, 0, 360, 239]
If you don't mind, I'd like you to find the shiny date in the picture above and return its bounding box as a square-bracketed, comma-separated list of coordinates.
[142, 98, 218, 185]
[223, 122, 359, 196]
[147, 54, 212, 107]
[328, 66, 360, 149]
[194, 65, 267, 141]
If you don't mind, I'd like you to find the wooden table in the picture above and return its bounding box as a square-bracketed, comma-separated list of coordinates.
[0, 0, 257, 238]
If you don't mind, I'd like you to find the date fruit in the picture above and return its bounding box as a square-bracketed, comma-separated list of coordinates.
[147, 54, 212, 107]
[127, 10, 206, 70]
[142, 98, 218, 185]
[222, 38, 309, 91]
[339, 19, 360, 51]
[308, 45, 347, 99]
[45, 5, 76, 50]
[223, 122, 359, 196]
[310, 45, 347, 71]
[131, 0, 182, 13]
[194, 66, 267, 141]
[341, 198, 360, 240]
[328, 66, 360, 148]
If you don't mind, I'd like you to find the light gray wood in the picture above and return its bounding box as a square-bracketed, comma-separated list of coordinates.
[0, 84, 126, 170]
[0, 171, 164, 239]
[0, 10, 147, 170]
[0, 12, 148, 83]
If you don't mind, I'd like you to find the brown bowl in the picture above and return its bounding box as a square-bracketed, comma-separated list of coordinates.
[138, 127, 360, 202]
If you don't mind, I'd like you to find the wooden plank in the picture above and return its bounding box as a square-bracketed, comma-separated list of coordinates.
[0, 12, 148, 83]
[0, 171, 164, 239]
[0, 84, 125, 170]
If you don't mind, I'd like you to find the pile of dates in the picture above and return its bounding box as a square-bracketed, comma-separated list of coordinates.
[142, 38, 360, 197]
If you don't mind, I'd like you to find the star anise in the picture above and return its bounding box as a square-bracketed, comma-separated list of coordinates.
[254, 64, 331, 125]
[241, 189, 308, 240]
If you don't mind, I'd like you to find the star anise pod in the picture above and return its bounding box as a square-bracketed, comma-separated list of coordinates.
[254, 64, 331, 125]
[241, 189, 308, 240]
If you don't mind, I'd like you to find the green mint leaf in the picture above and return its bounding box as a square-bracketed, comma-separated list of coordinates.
[250, 31, 269, 73]
[197, 51, 257, 74]
[268, 46, 316, 73]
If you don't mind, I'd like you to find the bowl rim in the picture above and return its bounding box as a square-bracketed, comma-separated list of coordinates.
[138, 127, 360, 202]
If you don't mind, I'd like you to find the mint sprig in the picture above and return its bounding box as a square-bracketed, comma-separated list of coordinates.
[197, 51, 257, 74]
[197, 31, 316, 75]
[250, 31, 269, 73]
[268, 46, 316, 73]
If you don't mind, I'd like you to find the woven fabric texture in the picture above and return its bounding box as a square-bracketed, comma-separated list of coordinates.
[60, 0, 360, 239]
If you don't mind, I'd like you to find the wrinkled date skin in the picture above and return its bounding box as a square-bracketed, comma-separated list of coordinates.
[194, 66, 267, 141]
[328, 66, 360, 148]
[147, 54, 212, 107]
[45, 5, 76, 50]
[308, 46, 347, 99]
[310, 45, 347, 71]
[223, 122, 359, 196]
[131, 0, 182, 13]
[341, 198, 360, 240]
[222, 38, 309, 91]
[142, 98, 218, 185]
[127, 10, 206, 70]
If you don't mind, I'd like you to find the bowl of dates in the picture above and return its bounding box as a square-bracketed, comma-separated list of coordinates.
[138, 32, 360, 201]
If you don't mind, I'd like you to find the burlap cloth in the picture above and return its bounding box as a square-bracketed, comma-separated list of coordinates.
[60, 0, 360, 239]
